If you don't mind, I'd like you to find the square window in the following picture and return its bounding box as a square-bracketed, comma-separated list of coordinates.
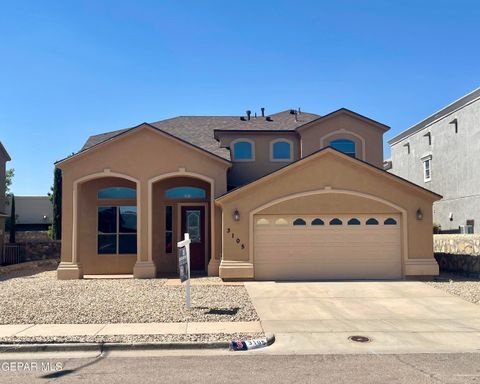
[98, 234, 117, 254]
[119, 234, 137, 254]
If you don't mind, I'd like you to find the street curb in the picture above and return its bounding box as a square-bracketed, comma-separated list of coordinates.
[0, 334, 275, 353]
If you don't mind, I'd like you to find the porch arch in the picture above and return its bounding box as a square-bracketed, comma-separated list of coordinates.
[72, 170, 141, 266]
[148, 171, 216, 266]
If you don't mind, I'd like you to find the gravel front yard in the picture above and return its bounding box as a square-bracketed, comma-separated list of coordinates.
[0, 263, 259, 324]
[0, 333, 264, 345]
[426, 273, 480, 305]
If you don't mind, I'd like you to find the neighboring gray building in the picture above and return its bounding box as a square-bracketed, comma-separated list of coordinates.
[388, 87, 480, 233]
[5, 196, 53, 231]
[0, 142, 11, 258]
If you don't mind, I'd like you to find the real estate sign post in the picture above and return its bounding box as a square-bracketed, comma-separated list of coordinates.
[177, 233, 191, 308]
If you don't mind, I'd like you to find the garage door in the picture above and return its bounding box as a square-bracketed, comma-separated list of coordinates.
[254, 214, 402, 280]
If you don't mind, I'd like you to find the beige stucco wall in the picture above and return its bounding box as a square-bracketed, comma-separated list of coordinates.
[217, 131, 300, 187]
[217, 150, 439, 278]
[57, 126, 229, 278]
[299, 113, 385, 168]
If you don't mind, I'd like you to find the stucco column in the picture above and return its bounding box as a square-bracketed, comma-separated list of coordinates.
[207, 204, 221, 276]
[133, 178, 156, 278]
[57, 176, 83, 279]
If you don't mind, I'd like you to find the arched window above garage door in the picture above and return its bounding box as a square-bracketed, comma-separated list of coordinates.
[256, 218, 270, 225]
[293, 218, 306, 226]
[347, 218, 361, 225]
[311, 218, 324, 225]
[329, 218, 343, 225]
[384, 218, 398, 225]
[366, 218, 379, 225]
[274, 218, 288, 225]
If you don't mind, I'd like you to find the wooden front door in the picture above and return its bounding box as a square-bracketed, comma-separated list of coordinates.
[181, 206, 206, 272]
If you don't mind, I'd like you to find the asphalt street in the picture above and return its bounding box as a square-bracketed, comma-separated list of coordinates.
[0, 352, 479, 383]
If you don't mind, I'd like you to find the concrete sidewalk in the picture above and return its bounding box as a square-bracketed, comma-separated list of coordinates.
[0, 321, 262, 338]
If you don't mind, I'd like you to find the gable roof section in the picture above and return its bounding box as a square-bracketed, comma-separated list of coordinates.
[81, 110, 320, 160]
[0, 142, 11, 161]
[295, 108, 390, 133]
[216, 147, 441, 203]
[55, 123, 231, 166]
[388, 87, 480, 145]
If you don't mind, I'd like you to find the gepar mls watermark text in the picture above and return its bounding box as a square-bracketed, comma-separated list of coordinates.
[1, 361, 63, 372]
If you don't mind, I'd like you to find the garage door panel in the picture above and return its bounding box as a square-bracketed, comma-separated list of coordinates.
[254, 214, 402, 280]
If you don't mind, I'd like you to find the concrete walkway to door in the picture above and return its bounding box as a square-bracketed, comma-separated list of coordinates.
[245, 281, 480, 354]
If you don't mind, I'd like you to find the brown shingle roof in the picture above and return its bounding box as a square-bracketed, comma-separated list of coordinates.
[81, 110, 320, 160]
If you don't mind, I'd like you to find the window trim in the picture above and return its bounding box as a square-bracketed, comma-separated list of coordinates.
[231, 138, 255, 162]
[270, 138, 294, 162]
[422, 155, 432, 182]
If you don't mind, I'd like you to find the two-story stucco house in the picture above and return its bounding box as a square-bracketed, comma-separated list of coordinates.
[0, 142, 11, 260]
[56, 108, 440, 280]
[388, 88, 480, 234]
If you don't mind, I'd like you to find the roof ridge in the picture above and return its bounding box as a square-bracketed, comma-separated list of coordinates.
[388, 87, 480, 144]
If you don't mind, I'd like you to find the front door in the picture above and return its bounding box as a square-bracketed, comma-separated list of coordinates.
[181, 206, 206, 272]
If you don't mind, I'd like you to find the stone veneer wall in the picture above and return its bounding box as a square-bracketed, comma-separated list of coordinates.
[5, 231, 51, 243]
[23, 241, 61, 261]
[3, 231, 60, 263]
[434, 234, 480, 276]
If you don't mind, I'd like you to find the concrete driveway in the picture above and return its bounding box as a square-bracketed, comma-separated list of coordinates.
[245, 281, 480, 354]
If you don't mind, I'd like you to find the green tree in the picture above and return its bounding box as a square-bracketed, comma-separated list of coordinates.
[5, 168, 14, 202]
[48, 168, 62, 240]
[9, 194, 16, 243]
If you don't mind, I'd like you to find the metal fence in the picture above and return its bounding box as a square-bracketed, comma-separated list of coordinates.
[1, 244, 26, 266]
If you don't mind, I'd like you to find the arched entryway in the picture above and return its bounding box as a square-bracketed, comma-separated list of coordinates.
[149, 174, 213, 275]
[74, 174, 140, 275]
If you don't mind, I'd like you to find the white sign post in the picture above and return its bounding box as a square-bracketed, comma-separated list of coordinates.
[177, 233, 191, 308]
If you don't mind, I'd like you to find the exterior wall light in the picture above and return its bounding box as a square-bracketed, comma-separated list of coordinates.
[233, 209, 240, 222]
[416, 209, 423, 221]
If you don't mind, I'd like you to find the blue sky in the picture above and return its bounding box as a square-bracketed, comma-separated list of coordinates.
[1, 0, 479, 195]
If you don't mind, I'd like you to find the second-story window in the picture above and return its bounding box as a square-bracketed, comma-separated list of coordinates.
[271, 139, 293, 161]
[232, 139, 254, 161]
[330, 139, 356, 158]
[423, 156, 432, 182]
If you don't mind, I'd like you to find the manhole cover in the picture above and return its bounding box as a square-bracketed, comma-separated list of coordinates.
[348, 335, 372, 343]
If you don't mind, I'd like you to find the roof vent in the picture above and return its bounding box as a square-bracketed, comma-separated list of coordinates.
[240, 116, 246, 121]
[246, 110, 251, 120]
[261, 107, 265, 117]
[266, 116, 273, 122]
[289, 109, 296, 115]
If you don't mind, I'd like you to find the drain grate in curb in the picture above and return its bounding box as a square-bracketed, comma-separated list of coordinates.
[348, 335, 372, 343]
